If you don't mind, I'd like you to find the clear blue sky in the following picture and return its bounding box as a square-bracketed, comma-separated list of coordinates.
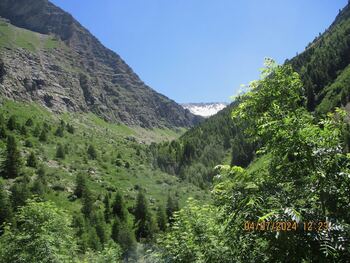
[51, 0, 347, 103]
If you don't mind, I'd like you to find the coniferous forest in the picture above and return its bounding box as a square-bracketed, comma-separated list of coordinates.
[1, 1, 350, 262]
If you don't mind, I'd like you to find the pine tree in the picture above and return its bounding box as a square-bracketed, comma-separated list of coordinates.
[66, 124, 75, 134]
[0, 179, 13, 233]
[26, 152, 37, 168]
[112, 192, 128, 222]
[1, 136, 22, 179]
[56, 144, 65, 159]
[20, 125, 27, 136]
[157, 204, 168, 231]
[81, 187, 94, 219]
[74, 174, 87, 198]
[0, 125, 6, 139]
[111, 218, 121, 243]
[87, 145, 97, 160]
[91, 210, 108, 245]
[7, 116, 17, 131]
[39, 128, 48, 142]
[87, 227, 102, 251]
[25, 118, 34, 127]
[33, 125, 41, 137]
[103, 193, 112, 223]
[54, 126, 64, 137]
[134, 190, 157, 240]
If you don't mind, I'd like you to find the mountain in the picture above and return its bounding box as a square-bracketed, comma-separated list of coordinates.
[0, 0, 202, 128]
[181, 102, 228, 117]
[154, 2, 350, 186]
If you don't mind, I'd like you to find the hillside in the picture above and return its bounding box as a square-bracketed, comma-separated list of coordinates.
[154, 3, 350, 186]
[0, 0, 202, 128]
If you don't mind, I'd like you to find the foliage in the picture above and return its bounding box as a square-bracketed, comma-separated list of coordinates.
[0, 200, 77, 263]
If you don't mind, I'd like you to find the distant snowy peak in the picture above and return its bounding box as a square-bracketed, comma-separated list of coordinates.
[181, 103, 228, 117]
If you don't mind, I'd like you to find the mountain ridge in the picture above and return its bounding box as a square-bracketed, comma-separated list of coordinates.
[0, 0, 202, 128]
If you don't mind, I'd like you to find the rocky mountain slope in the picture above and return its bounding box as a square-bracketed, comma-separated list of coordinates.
[0, 0, 202, 128]
[181, 102, 228, 117]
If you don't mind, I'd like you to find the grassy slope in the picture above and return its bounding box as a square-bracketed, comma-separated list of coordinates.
[0, 99, 209, 215]
[0, 19, 60, 51]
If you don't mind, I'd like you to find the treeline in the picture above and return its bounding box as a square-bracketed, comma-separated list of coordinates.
[0, 112, 180, 262]
[150, 104, 255, 188]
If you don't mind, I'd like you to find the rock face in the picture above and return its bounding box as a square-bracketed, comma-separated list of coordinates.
[0, 0, 202, 128]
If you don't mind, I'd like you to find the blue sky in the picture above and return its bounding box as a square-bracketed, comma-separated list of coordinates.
[51, 0, 347, 103]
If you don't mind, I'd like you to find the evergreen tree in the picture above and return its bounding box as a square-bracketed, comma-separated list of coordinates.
[91, 210, 108, 245]
[74, 174, 87, 198]
[7, 116, 17, 131]
[54, 126, 64, 137]
[0, 125, 6, 139]
[87, 145, 97, 160]
[87, 227, 102, 251]
[0, 180, 13, 233]
[20, 125, 27, 136]
[1, 135, 21, 179]
[157, 204, 168, 231]
[112, 192, 128, 222]
[81, 187, 94, 219]
[56, 144, 65, 159]
[66, 124, 75, 134]
[33, 125, 41, 137]
[103, 193, 112, 222]
[111, 218, 121, 243]
[39, 128, 47, 142]
[26, 152, 37, 168]
[134, 190, 157, 240]
[116, 223, 136, 255]
[25, 118, 33, 127]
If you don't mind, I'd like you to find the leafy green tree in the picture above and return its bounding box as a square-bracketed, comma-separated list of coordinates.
[0, 200, 77, 262]
[56, 143, 65, 159]
[26, 152, 37, 168]
[1, 135, 22, 179]
[87, 145, 97, 160]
